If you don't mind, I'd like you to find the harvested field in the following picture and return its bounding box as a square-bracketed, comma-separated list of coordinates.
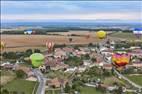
[1, 32, 101, 52]
[1, 32, 133, 52]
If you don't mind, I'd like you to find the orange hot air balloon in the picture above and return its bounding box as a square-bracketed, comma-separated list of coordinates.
[112, 52, 130, 67]
[46, 41, 54, 52]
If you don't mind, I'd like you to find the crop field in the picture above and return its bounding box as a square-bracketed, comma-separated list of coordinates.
[109, 32, 142, 40]
[1, 32, 101, 52]
[126, 74, 142, 86]
[1, 32, 139, 52]
[1, 79, 37, 94]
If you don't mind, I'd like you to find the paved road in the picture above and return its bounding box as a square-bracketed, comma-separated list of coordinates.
[33, 69, 46, 94]
[114, 69, 142, 89]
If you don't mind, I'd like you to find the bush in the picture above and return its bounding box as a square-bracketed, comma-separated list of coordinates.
[2, 89, 9, 94]
[15, 70, 26, 78]
[25, 49, 33, 57]
[34, 49, 41, 53]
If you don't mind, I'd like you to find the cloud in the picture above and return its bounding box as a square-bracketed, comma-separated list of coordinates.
[1, 12, 141, 22]
[1, 1, 141, 22]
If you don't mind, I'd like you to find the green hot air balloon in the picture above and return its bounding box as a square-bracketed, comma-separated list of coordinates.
[30, 53, 44, 67]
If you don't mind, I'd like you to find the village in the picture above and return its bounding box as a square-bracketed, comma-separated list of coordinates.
[1, 38, 142, 94]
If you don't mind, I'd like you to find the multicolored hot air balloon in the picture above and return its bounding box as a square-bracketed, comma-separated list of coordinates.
[46, 41, 54, 52]
[96, 30, 107, 39]
[0, 41, 6, 50]
[133, 28, 142, 38]
[30, 53, 44, 67]
[112, 51, 130, 67]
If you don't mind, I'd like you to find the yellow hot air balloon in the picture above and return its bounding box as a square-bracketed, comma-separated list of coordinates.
[97, 30, 107, 39]
[0, 41, 5, 50]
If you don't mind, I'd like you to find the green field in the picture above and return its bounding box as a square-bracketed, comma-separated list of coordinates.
[110, 32, 141, 40]
[45, 89, 61, 94]
[103, 76, 126, 86]
[80, 86, 104, 94]
[126, 75, 142, 86]
[2, 79, 37, 94]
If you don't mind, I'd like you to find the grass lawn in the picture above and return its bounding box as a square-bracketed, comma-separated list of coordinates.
[45, 89, 61, 94]
[126, 75, 142, 86]
[2, 79, 37, 94]
[103, 76, 126, 86]
[0, 70, 16, 86]
[80, 86, 104, 94]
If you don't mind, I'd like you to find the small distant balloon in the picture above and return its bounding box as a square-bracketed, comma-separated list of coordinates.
[133, 28, 142, 38]
[46, 41, 54, 52]
[0, 41, 6, 50]
[96, 30, 107, 39]
[30, 53, 44, 67]
[24, 30, 33, 35]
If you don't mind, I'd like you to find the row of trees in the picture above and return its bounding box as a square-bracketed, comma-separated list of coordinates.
[1, 89, 25, 94]
[2, 49, 40, 60]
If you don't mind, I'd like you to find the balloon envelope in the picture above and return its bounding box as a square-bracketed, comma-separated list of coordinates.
[112, 52, 130, 67]
[30, 53, 44, 67]
[133, 28, 142, 38]
[0, 41, 5, 50]
[46, 41, 54, 52]
[97, 30, 107, 39]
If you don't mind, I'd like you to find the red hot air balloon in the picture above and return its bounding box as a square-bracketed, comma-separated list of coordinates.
[46, 41, 54, 53]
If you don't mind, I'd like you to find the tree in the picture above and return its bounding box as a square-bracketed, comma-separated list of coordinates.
[34, 49, 41, 53]
[15, 70, 26, 78]
[91, 58, 96, 62]
[2, 52, 8, 59]
[69, 38, 72, 42]
[64, 83, 71, 93]
[25, 49, 32, 57]
[12, 91, 18, 94]
[88, 43, 93, 47]
[2, 89, 9, 94]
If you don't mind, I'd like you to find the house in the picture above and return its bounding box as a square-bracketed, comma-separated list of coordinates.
[15, 65, 34, 77]
[65, 67, 77, 73]
[54, 49, 66, 59]
[0, 62, 14, 70]
[45, 58, 68, 71]
[83, 60, 92, 66]
[103, 64, 113, 70]
[78, 66, 86, 72]
[47, 78, 68, 88]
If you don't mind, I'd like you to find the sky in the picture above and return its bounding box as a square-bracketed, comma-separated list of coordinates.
[1, 1, 142, 23]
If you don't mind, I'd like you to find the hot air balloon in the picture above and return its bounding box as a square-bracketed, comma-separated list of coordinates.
[0, 41, 6, 50]
[112, 51, 130, 67]
[133, 28, 142, 38]
[46, 41, 54, 53]
[30, 53, 44, 67]
[96, 30, 107, 39]
[24, 30, 33, 35]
